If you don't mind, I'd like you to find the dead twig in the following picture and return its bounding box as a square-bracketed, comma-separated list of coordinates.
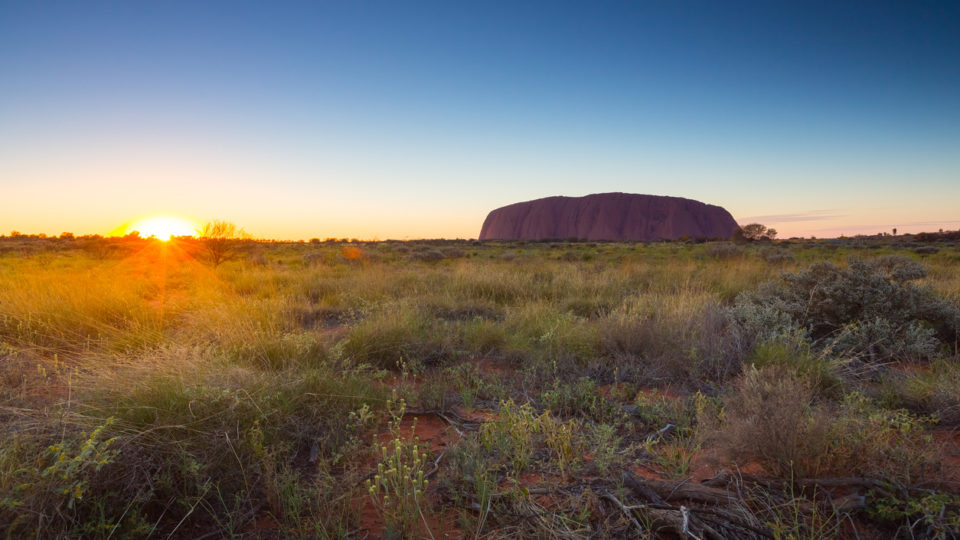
[424, 450, 446, 479]
[600, 491, 645, 535]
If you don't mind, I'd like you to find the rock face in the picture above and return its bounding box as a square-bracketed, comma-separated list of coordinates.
[479, 193, 739, 241]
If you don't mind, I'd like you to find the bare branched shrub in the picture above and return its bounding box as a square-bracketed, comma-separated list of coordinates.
[199, 220, 238, 267]
[713, 366, 939, 480]
[714, 366, 832, 477]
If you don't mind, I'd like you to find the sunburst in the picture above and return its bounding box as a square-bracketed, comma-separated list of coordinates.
[126, 214, 200, 241]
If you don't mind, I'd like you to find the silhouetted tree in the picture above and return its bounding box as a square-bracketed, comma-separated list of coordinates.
[200, 220, 238, 267]
[740, 223, 775, 241]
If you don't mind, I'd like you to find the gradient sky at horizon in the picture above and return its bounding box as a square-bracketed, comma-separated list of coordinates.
[2, 1, 958, 239]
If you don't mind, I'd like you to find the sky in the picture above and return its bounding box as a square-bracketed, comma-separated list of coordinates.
[1, 1, 958, 240]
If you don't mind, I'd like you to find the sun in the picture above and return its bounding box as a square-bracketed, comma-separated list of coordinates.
[127, 215, 200, 241]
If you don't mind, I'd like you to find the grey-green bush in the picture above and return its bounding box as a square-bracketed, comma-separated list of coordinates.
[733, 256, 960, 363]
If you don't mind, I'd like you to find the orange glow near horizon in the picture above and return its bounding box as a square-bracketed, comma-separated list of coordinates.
[123, 215, 201, 241]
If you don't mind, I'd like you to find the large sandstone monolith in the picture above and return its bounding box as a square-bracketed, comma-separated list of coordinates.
[478, 193, 739, 241]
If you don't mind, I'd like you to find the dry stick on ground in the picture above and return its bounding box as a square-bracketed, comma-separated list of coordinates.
[599, 491, 645, 535]
[460, 474, 768, 538]
[404, 408, 484, 432]
[424, 451, 446, 479]
[620, 471, 771, 540]
[703, 468, 960, 499]
[623, 471, 735, 506]
[625, 467, 960, 539]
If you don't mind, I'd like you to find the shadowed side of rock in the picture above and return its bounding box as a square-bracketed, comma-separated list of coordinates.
[478, 193, 740, 241]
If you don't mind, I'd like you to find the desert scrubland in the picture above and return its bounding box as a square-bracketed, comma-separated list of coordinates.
[2, 235, 960, 538]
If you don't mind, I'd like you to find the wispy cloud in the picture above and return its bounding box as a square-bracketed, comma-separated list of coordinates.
[736, 210, 845, 224]
[810, 224, 887, 235]
[893, 220, 960, 227]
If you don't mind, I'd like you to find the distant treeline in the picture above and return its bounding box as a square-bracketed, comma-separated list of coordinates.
[2, 228, 959, 245]
[914, 230, 960, 242]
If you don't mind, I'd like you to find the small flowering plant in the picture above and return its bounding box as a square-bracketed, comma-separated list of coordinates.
[42, 417, 119, 509]
[365, 394, 430, 537]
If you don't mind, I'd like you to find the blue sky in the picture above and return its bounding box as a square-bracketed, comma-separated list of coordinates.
[1, 1, 958, 239]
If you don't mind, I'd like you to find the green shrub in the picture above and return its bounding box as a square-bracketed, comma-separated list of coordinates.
[479, 400, 542, 476]
[0, 418, 149, 538]
[749, 340, 842, 397]
[540, 377, 621, 423]
[733, 256, 960, 363]
[585, 423, 622, 475]
[632, 391, 700, 434]
[869, 491, 960, 538]
[507, 307, 600, 368]
[831, 392, 938, 482]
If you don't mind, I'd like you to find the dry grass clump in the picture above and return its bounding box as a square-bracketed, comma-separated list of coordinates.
[704, 242, 744, 259]
[599, 294, 746, 388]
[338, 306, 459, 370]
[0, 265, 164, 355]
[1, 348, 384, 538]
[879, 357, 960, 425]
[711, 366, 939, 481]
[709, 366, 834, 477]
[759, 247, 795, 265]
[408, 248, 445, 263]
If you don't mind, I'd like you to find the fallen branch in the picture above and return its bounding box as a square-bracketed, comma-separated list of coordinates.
[621, 471, 770, 539]
[424, 450, 446, 479]
[700, 469, 930, 500]
[404, 408, 484, 432]
[645, 423, 676, 443]
[599, 491, 645, 535]
[623, 471, 736, 506]
[681, 506, 701, 540]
